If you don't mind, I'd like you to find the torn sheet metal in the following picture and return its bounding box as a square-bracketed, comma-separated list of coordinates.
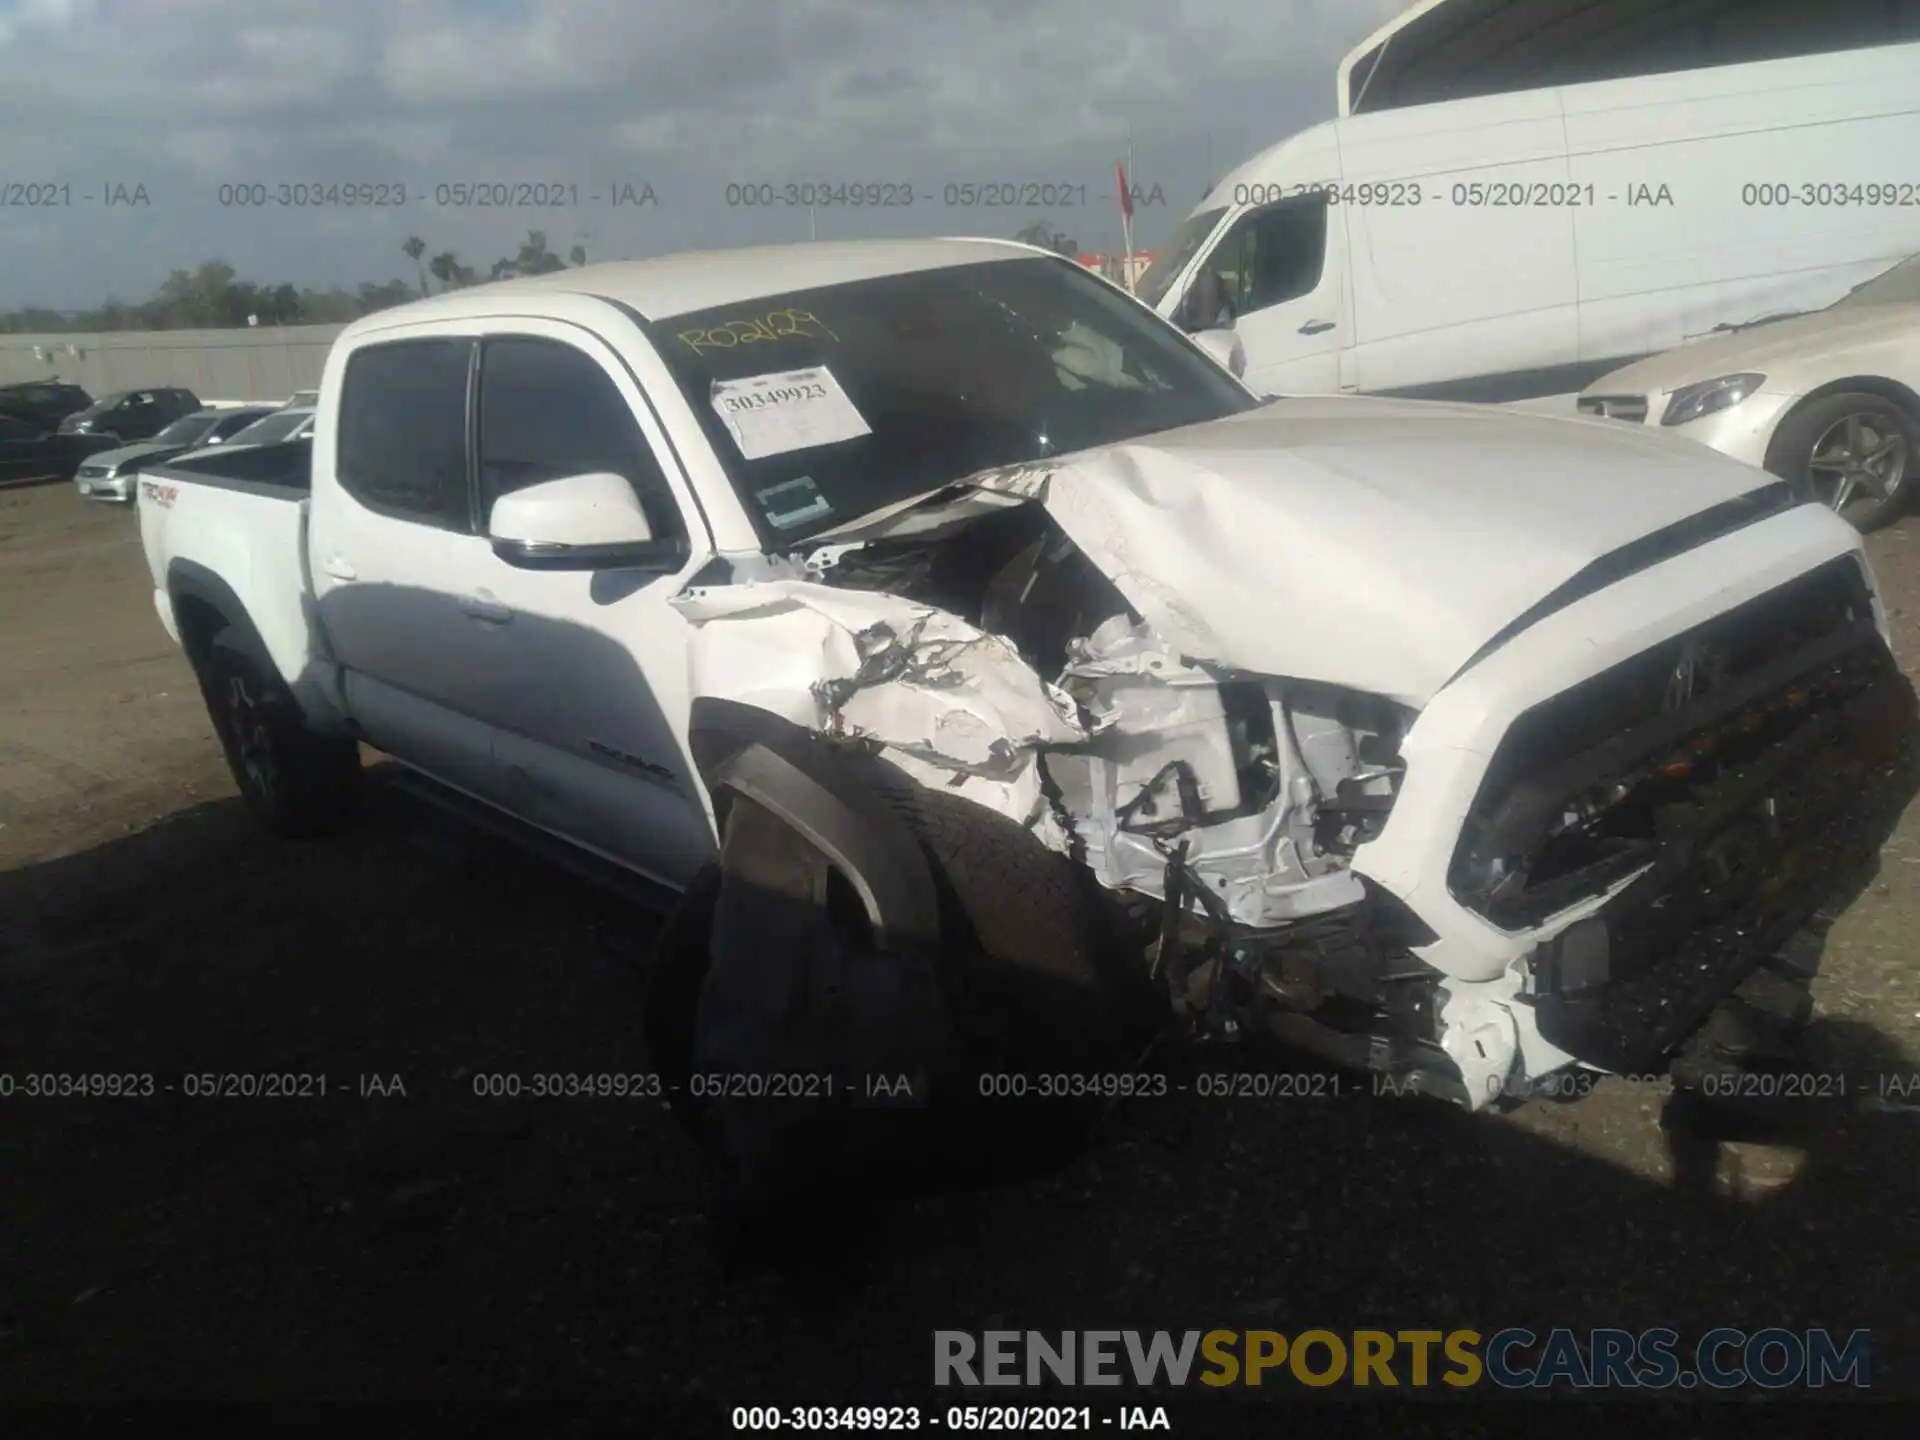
[673, 578, 1084, 837]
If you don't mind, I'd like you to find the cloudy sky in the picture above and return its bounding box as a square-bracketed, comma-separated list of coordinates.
[0, 0, 1407, 309]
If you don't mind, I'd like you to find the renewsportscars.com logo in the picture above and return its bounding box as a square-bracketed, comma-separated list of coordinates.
[933, 1328, 1872, 1390]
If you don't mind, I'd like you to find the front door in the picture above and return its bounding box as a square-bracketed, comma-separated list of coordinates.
[1174, 191, 1346, 395]
[462, 322, 717, 889]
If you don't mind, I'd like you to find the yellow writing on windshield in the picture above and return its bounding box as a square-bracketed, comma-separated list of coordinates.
[677, 308, 839, 354]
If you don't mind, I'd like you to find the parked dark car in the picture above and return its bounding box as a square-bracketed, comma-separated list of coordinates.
[73, 406, 276, 503]
[57, 387, 202, 449]
[0, 411, 73, 486]
[0, 380, 93, 429]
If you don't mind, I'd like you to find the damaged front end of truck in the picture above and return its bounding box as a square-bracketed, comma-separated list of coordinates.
[671, 442, 1920, 1117]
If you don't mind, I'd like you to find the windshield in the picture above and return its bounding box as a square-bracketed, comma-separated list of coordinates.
[1830, 252, 1920, 309]
[154, 414, 216, 446]
[653, 254, 1257, 546]
[227, 410, 312, 446]
[1134, 207, 1226, 308]
[77, 391, 129, 415]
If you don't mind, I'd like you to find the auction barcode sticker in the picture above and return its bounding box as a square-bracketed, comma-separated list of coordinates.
[709, 366, 872, 460]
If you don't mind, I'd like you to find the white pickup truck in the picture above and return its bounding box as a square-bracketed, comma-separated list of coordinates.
[139, 238, 1918, 1196]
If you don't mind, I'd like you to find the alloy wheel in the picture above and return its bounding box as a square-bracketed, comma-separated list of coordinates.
[1807, 412, 1910, 514]
[226, 674, 279, 806]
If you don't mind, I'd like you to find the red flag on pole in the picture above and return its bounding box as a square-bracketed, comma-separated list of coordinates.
[1116, 160, 1134, 220]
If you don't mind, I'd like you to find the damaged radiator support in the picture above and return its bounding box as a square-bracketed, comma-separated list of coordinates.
[1131, 813, 1459, 1095]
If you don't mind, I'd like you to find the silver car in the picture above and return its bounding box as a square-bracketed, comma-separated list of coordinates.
[213, 406, 315, 449]
[74, 406, 274, 503]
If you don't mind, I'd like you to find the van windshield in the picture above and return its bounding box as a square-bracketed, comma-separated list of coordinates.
[653, 254, 1257, 546]
[1135, 207, 1225, 308]
[1830, 253, 1920, 309]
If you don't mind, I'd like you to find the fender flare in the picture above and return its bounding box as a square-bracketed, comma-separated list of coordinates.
[165, 558, 266, 669]
[688, 697, 943, 953]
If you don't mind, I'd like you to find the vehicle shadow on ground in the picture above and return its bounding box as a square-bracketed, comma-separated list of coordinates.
[0, 776, 1915, 1403]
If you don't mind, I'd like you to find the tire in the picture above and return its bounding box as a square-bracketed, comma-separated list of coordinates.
[199, 626, 361, 838]
[642, 864, 722, 1138]
[1765, 390, 1918, 533]
[642, 778, 1153, 1211]
[863, 779, 1148, 1078]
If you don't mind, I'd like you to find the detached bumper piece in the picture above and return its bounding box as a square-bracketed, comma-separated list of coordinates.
[1529, 646, 1918, 1074]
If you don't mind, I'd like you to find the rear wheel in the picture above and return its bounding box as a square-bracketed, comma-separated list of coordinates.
[199, 626, 361, 838]
[1766, 391, 1916, 532]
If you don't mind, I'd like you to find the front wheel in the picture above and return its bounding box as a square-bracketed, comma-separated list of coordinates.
[642, 784, 1151, 1215]
[1766, 391, 1917, 532]
[199, 626, 361, 838]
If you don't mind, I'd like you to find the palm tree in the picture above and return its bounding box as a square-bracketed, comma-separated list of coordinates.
[402, 235, 429, 295]
[429, 251, 473, 291]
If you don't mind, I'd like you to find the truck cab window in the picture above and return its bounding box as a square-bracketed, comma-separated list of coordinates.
[336, 337, 475, 530]
[477, 335, 683, 538]
[1181, 193, 1329, 326]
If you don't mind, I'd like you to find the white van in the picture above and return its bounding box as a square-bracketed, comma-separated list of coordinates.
[1136, 3, 1920, 403]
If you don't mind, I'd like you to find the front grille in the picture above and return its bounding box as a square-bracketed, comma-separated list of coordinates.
[1577, 394, 1649, 423]
[1448, 557, 1881, 929]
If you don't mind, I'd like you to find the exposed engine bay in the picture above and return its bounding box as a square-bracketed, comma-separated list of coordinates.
[800, 501, 1409, 928]
[673, 494, 1468, 1094]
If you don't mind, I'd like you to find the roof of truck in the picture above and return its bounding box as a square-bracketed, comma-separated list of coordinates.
[348, 238, 1047, 335]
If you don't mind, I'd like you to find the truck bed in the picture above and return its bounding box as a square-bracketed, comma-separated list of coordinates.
[138, 436, 324, 712]
[149, 435, 312, 495]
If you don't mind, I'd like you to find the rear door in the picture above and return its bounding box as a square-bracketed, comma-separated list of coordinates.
[307, 331, 506, 803]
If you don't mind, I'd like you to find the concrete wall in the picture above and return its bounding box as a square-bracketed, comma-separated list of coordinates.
[0, 324, 346, 403]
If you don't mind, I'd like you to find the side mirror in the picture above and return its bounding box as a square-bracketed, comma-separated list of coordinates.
[1192, 328, 1247, 379]
[489, 470, 688, 573]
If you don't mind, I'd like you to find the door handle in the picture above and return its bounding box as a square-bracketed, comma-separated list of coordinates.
[1298, 320, 1335, 335]
[321, 555, 357, 581]
[458, 592, 513, 625]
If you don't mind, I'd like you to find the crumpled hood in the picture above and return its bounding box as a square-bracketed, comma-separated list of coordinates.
[1588, 303, 1920, 397]
[972, 395, 1788, 706]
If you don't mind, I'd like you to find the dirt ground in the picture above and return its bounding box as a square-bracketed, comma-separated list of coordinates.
[2, 480, 1918, 1416]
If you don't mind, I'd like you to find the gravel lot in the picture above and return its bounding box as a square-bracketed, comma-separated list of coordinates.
[3, 480, 1918, 1415]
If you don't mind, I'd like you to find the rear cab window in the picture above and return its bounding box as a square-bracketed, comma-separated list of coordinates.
[336, 337, 475, 530]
